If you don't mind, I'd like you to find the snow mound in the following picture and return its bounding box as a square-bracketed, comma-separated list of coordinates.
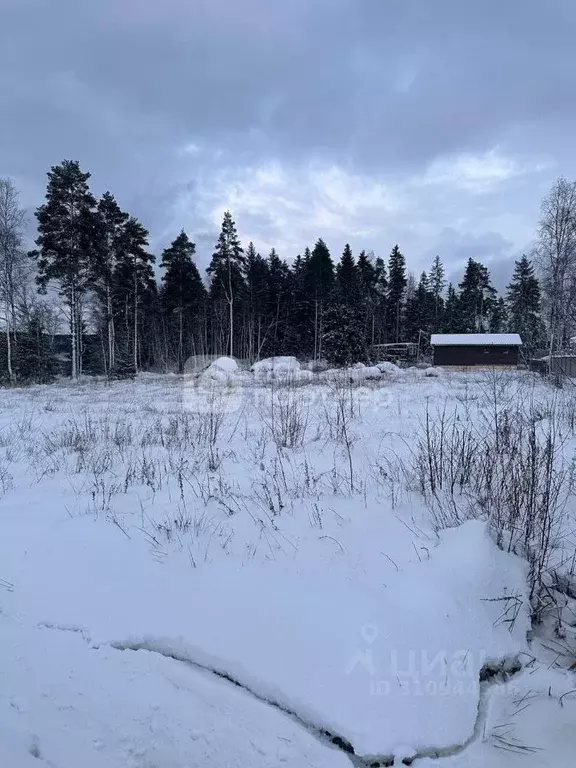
[376, 361, 403, 376]
[251, 356, 301, 380]
[200, 357, 240, 383]
[348, 366, 382, 382]
[209, 356, 239, 374]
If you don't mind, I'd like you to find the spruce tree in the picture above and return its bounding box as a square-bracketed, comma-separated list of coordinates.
[506, 255, 546, 356]
[489, 296, 507, 333]
[33, 160, 96, 378]
[207, 211, 245, 357]
[160, 231, 207, 373]
[458, 258, 497, 332]
[443, 283, 461, 332]
[245, 242, 269, 360]
[322, 304, 366, 366]
[429, 255, 446, 331]
[404, 272, 435, 342]
[288, 249, 314, 357]
[372, 256, 388, 346]
[387, 245, 407, 342]
[303, 239, 334, 360]
[265, 248, 290, 356]
[336, 244, 361, 306]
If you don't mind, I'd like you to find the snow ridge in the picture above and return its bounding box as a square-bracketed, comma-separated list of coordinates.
[111, 637, 524, 768]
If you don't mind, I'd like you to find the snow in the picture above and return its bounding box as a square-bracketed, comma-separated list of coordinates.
[208, 355, 239, 373]
[348, 365, 382, 382]
[1, 616, 348, 768]
[422, 366, 444, 377]
[251, 356, 301, 380]
[376, 360, 404, 376]
[431, 333, 523, 346]
[199, 355, 241, 383]
[0, 368, 574, 766]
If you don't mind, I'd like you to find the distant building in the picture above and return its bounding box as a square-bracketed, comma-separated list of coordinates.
[430, 334, 523, 367]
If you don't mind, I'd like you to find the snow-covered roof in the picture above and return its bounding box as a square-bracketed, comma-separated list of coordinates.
[430, 333, 522, 347]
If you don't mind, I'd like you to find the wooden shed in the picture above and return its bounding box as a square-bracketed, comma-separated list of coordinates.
[430, 333, 523, 367]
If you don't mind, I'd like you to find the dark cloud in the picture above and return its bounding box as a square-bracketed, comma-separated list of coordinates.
[1, 0, 576, 274]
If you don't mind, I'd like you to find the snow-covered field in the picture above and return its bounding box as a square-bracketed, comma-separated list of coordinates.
[1, 364, 576, 767]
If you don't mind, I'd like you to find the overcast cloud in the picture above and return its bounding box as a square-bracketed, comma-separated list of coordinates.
[2, 0, 576, 287]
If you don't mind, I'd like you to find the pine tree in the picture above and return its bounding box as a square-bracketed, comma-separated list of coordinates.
[112, 217, 155, 376]
[32, 160, 96, 378]
[387, 245, 407, 342]
[429, 255, 446, 331]
[160, 231, 207, 372]
[458, 258, 497, 332]
[92, 191, 129, 373]
[207, 211, 245, 357]
[506, 255, 546, 356]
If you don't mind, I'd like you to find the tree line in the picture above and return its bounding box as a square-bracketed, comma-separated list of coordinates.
[0, 159, 561, 381]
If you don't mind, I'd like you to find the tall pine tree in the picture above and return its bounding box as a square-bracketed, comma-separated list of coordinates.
[207, 211, 245, 357]
[160, 231, 207, 372]
[33, 160, 96, 378]
[112, 217, 155, 375]
[92, 191, 129, 374]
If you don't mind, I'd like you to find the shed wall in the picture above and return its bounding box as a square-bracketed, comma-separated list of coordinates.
[433, 345, 519, 367]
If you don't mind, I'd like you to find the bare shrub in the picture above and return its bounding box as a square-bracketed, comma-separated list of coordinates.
[414, 398, 574, 621]
[260, 384, 310, 449]
[322, 377, 359, 492]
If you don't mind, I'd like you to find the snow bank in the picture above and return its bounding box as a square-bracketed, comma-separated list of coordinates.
[376, 360, 404, 376]
[348, 365, 381, 382]
[251, 356, 301, 380]
[200, 356, 240, 383]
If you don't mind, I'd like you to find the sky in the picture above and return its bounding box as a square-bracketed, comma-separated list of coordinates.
[2, 0, 576, 289]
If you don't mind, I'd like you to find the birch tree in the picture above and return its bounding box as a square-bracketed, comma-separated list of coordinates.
[535, 177, 576, 350]
[0, 178, 28, 381]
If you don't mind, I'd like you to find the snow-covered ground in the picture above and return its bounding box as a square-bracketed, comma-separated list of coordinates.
[1, 366, 575, 766]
